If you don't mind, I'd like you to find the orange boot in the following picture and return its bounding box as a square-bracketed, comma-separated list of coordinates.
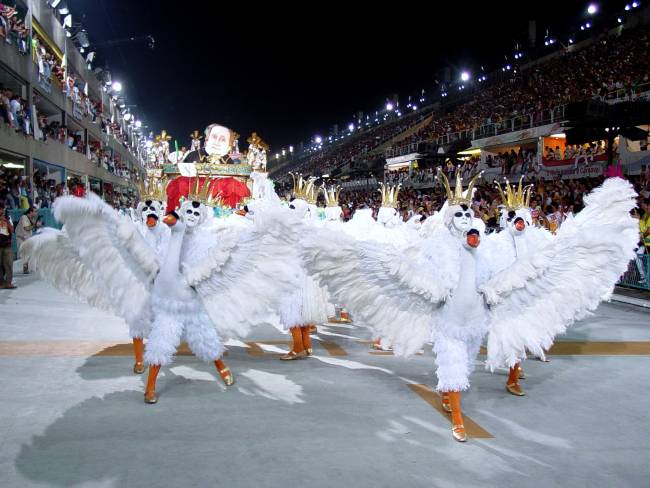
[371, 338, 392, 351]
[441, 391, 451, 413]
[280, 327, 307, 360]
[448, 391, 466, 442]
[144, 364, 161, 404]
[506, 362, 525, 396]
[215, 359, 234, 386]
[301, 326, 313, 356]
[132, 337, 145, 374]
[517, 364, 526, 380]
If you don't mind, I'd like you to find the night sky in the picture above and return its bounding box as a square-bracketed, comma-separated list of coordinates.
[68, 0, 609, 150]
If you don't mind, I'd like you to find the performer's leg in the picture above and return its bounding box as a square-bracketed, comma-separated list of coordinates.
[143, 315, 183, 403]
[144, 364, 161, 404]
[132, 337, 145, 374]
[183, 316, 233, 386]
[214, 359, 234, 386]
[448, 391, 466, 442]
[441, 391, 451, 413]
[280, 326, 306, 360]
[301, 325, 313, 356]
[506, 362, 525, 396]
[371, 337, 392, 351]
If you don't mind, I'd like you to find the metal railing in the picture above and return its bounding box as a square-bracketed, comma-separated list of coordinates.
[435, 105, 567, 146]
[619, 255, 650, 291]
[385, 142, 420, 159]
[603, 82, 650, 104]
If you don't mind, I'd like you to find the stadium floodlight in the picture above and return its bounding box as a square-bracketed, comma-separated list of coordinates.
[386, 102, 394, 111]
[625, 4, 631, 10]
[111, 81, 122, 92]
[460, 71, 470, 82]
[124, 113, 132, 121]
[348, 123, 354, 132]
[315, 135, 322, 144]
[289, 145, 294, 153]
[412, 105, 418, 110]
[135, 120, 142, 128]
[587, 4, 597, 15]
[632, 2, 639, 7]
[618, 17, 623, 23]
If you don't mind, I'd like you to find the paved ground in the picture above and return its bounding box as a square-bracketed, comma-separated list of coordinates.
[1, 271, 650, 488]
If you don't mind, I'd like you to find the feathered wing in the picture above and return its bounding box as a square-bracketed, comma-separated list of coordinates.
[480, 178, 639, 370]
[20, 228, 111, 311]
[183, 206, 302, 339]
[301, 227, 460, 356]
[25, 193, 159, 325]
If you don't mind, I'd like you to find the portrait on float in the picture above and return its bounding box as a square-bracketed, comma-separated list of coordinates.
[183, 123, 236, 164]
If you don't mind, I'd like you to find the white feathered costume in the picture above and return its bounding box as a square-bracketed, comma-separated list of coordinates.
[22, 187, 300, 401]
[281, 178, 329, 331]
[294, 174, 638, 441]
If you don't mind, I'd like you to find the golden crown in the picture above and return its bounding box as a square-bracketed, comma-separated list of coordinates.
[247, 132, 269, 151]
[137, 176, 167, 201]
[436, 168, 482, 206]
[154, 130, 172, 144]
[378, 183, 400, 208]
[494, 176, 532, 210]
[187, 177, 224, 208]
[321, 184, 341, 207]
[291, 173, 317, 203]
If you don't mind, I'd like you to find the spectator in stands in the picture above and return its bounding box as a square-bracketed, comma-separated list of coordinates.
[640, 198, 650, 254]
[0, 200, 15, 289]
[0, 87, 12, 126]
[15, 206, 35, 274]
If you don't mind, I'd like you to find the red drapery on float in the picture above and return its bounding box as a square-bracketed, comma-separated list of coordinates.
[166, 176, 251, 213]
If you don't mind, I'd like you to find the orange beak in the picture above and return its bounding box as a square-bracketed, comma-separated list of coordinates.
[467, 233, 480, 248]
[146, 216, 157, 228]
[163, 214, 177, 226]
[515, 220, 526, 231]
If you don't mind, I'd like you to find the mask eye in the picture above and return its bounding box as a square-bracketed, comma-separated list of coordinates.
[454, 212, 463, 217]
[508, 210, 516, 220]
[464, 212, 471, 218]
[193, 211, 200, 217]
[289, 204, 295, 210]
[186, 209, 193, 214]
